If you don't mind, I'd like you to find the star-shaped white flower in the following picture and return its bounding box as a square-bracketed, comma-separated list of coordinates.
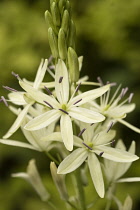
[57, 128, 139, 198]
[20, 59, 110, 151]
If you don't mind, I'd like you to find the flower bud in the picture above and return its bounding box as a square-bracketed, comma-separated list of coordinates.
[68, 20, 76, 49]
[58, 0, 66, 15]
[58, 28, 67, 60]
[68, 47, 79, 82]
[61, 10, 70, 35]
[65, 1, 71, 15]
[51, 2, 61, 27]
[48, 27, 59, 58]
[45, 10, 58, 34]
[50, 162, 69, 201]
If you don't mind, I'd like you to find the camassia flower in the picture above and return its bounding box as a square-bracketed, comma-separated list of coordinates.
[20, 59, 110, 151]
[90, 84, 140, 133]
[57, 127, 139, 198]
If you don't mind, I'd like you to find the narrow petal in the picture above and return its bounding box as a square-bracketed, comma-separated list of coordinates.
[60, 114, 73, 151]
[92, 130, 116, 145]
[8, 92, 26, 105]
[94, 145, 139, 162]
[19, 80, 59, 108]
[57, 148, 88, 174]
[69, 107, 105, 123]
[117, 119, 140, 133]
[55, 59, 69, 104]
[116, 177, 140, 183]
[41, 132, 62, 142]
[33, 59, 48, 89]
[0, 139, 38, 151]
[69, 84, 110, 106]
[88, 153, 104, 198]
[24, 110, 60, 131]
[3, 104, 31, 139]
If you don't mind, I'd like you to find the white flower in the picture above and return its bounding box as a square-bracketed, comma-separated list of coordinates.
[57, 128, 138, 198]
[90, 85, 140, 133]
[20, 59, 110, 151]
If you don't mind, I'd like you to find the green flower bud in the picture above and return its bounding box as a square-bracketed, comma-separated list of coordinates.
[51, 2, 61, 27]
[48, 27, 59, 58]
[61, 10, 70, 35]
[65, 0, 71, 14]
[58, 28, 67, 60]
[45, 10, 58, 34]
[68, 20, 76, 49]
[50, 0, 54, 5]
[68, 47, 79, 82]
[50, 162, 69, 201]
[59, 0, 66, 14]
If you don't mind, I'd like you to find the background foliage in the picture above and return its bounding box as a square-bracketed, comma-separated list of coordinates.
[0, 0, 140, 209]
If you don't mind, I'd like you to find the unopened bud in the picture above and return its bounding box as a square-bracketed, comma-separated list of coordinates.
[48, 27, 59, 58]
[50, 162, 69, 201]
[61, 10, 70, 35]
[45, 10, 58, 34]
[68, 20, 76, 49]
[68, 47, 79, 82]
[58, 28, 67, 60]
[51, 2, 61, 27]
[59, 0, 66, 15]
[65, 0, 71, 14]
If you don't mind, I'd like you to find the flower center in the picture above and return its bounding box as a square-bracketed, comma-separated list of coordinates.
[61, 104, 67, 111]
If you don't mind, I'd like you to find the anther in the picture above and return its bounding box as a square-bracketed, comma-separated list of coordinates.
[97, 77, 104, 86]
[128, 93, 134, 103]
[90, 123, 94, 126]
[78, 128, 86, 137]
[107, 122, 114, 133]
[75, 83, 81, 93]
[110, 82, 117, 87]
[59, 109, 69, 115]
[73, 99, 82, 105]
[59, 77, 63, 83]
[82, 142, 93, 150]
[3, 86, 18, 92]
[1, 96, 8, 107]
[44, 86, 52, 95]
[111, 140, 115, 147]
[44, 101, 53, 109]
[11, 71, 21, 80]
[99, 152, 104, 157]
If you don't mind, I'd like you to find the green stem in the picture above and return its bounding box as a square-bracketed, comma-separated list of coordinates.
[74, 168, 87, 210]
[105, 199, 112, 210]
[45, 151, 59, 165]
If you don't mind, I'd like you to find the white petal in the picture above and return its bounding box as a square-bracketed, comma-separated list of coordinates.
[122, 195, 133, 210]
[69, 84, 110, 106]
[69, 107, 105, 123]
[24, 110, 60, 131]
[41, 132, 62, 142]
[3, 104, 31, 139]
[117, 119, 140, 133]
[116, 177, 140, 183]
[60, 114, 73, 151]
[55, 59, 69, 104]
[94, 145, 139, 162]
[92, 130, 116, 145]
[0, 139, 38, 150]
[57, 148, 88, 174]
[33, 59, 48, 89]
[19, 80, 59, 108]
[8, 92, 26, 105]
[88, 153, 104, 198]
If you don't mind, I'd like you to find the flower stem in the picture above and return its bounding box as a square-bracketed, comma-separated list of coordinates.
[45, 151, 59, 165]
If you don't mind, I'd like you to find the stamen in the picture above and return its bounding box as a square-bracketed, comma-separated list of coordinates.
[82, 142, 93, 150]
[111, 140, 115, 147]
[107, 122, 114, 133]
[110, 82, 117, 87]
[59, 109, 69, 115]
[128, 93, 134, 103]
[59, 76, 63, 83]
[78, 128, 86, 137]
[44, 101, 53, 109]
[1, 96, 8, 107]
[123, 87, 128, 95]
[99, 151, 104, 157]
[49, 65, 55, 70]
[73, 99, 82, 105]
[97, 77, 104, 86]
[90, 123, 94, 126]
[11, 71, 21, 80]
[75, 83, 81, 92]
[120, 87, 129, 99]
[3, 86, 18, 92]
[44, 86, 52, 95]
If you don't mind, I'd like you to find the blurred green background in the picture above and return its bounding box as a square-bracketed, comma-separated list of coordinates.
[0, 0, 140, 209]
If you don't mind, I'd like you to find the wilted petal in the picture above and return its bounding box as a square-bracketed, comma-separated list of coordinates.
[24, 110, 60, 131]
[57, 148, 88, 174]
[60, 114, 73, 151]
[94, 145, 139, 162]
[69, 84, 110, 106]
[88, 153, 104, 198]
[55, 59, 69, 104]
[3, 104, 31, 139]
[69, 107, 105, 123]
